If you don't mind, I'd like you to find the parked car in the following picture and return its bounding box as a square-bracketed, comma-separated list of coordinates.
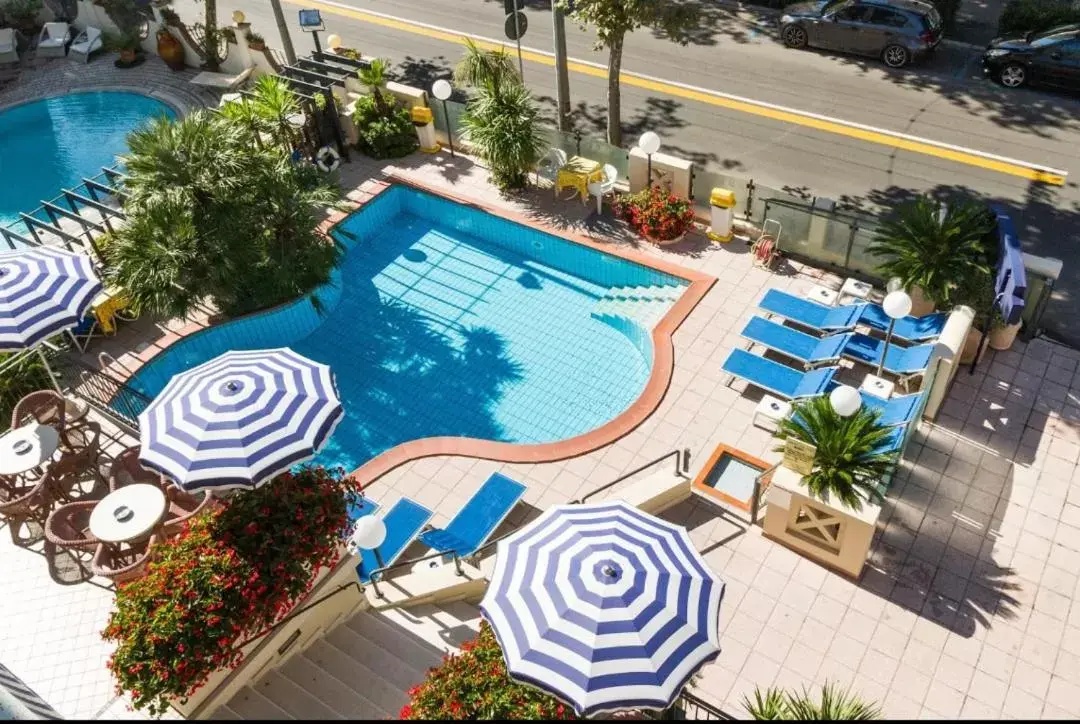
[779, 0, 943, 68]
[982, 24, 1080, 90]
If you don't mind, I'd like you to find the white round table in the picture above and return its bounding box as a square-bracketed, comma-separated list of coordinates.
[89, 484, 168, 544]
[0, 423, 60, 476]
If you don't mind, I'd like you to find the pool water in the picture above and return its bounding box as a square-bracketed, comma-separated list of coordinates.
[125, 185, 687, 473]
[0, 92, 174, 229]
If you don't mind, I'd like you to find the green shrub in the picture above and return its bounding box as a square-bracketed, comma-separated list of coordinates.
[1, 0, 43, 27]
[352, 95, 418, 159]
[0, 352, 53, 425]
[999, 0, 1080, 35]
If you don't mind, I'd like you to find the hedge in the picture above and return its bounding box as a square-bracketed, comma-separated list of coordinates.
[998, 0, 1080, 35]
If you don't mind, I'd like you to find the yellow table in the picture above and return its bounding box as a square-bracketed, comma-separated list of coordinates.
[555, 156, 603, 204]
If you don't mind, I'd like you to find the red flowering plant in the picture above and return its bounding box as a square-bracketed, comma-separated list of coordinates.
[612, 186, 696, 243]
[102, 465, 362, 716]
[400, 620, 579, 720]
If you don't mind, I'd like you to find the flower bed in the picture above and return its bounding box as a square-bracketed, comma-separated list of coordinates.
[102, 466, 362, 716]
[613, 186, 696, 244]
[400, 620, 579, 720]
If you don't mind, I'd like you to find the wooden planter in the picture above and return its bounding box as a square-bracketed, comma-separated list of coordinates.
[908, 284, 936, 317]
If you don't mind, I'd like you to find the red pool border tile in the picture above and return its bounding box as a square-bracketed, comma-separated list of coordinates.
[115, 174, 715, 489]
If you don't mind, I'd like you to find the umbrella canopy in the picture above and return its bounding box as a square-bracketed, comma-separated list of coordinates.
[0, 247, 102, 351]
[138, 348, 343, 491]
[480, 500, 724, 716]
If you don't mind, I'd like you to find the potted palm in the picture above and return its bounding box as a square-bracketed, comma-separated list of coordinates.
[868, 196, 996, 316]
[106, 28, 144, 67]
[744, 682, 881, 720]
[773, 397, 897, 512]
[245, 30, 266, 51]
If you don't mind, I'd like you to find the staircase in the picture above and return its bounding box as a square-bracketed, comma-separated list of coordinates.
[591, 285, 684, 329]
[215, 601, 484, 720]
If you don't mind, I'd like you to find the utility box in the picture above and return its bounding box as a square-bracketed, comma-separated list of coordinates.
[411, 106, 439, 154]
[707, 188, 736, 242]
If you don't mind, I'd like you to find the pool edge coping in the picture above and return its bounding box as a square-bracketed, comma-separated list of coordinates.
[333, 173, 717, 488]
[104, 173, 716, 489]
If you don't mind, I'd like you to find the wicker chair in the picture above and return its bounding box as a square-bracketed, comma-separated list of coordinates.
[10, 390, 67, 431]
[161, 486, 214, 537]
[51, 422, 105, 502]
[108, 446, 213, 536]
[107, 446, 163, 491]
[43, 500, 99, 582]
[0, 472, 56, 546]
[91, 536, 159, 584]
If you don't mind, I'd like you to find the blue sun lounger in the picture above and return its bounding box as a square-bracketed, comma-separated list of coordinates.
[723, 348, 838, 400]
[873, 426, 906, 455]
[741, 316, 852, 368]
[419, 473, 527, 558]
[356, 498, 434, 584]
[841, 333, 936, 376]
[858, 304, 948, 343]
[757, 289, 866, 332]
[860, 391, 925, 428]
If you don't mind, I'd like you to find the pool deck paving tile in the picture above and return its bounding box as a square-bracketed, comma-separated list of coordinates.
[2, 146, 1080, 718]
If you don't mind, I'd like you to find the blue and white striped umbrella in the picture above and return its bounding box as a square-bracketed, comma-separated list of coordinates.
[0, 248, 102, 351]
[138, 348, 343, 491]
[480, 500, 725, 716]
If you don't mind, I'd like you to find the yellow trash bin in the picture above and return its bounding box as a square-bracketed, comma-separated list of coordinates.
[411, 106, 440, 154]
[707, 188, 736, 243]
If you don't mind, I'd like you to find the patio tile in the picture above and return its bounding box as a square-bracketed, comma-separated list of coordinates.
[977, 643, 1019, 682]
[935, 653, 976, 693]
[883, 690, 924, 719]
[1045, 676, 1080, 716]
[782, 641, 824, 680]
[968, 668, 1009, 710]
[960, 697, 1001, 720]
[838, 608, 878, 644]
[857, 651, 898, 687]
[1011, 662, 1052, 700]
[826, 634, 868, 672]
[923, 679, 966, 718]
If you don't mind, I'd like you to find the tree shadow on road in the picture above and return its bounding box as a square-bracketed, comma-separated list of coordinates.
[391, 54, 454, 91]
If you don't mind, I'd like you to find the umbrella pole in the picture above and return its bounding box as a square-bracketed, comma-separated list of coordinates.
[36, 347, 63, 394]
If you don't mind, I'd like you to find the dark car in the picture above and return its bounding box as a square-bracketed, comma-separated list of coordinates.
[779, 0, 943, 68]
[982, 24, 1080, 90]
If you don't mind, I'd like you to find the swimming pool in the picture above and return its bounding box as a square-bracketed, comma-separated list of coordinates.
[0, 92, 174, 228]
[125, 185, 690, 473]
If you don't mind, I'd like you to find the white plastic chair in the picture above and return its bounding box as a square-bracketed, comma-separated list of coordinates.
[588, 163, 619, 214]
[0, 28, 18, 65]
[535, 147, 568, 190]
[68, 27, 103, 64]
[37, 22, 71, 58]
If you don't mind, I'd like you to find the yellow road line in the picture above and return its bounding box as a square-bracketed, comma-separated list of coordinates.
[295, 0, 1067, 186]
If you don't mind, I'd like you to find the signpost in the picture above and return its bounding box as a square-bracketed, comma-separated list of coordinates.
[298, 8, 325, 54]
[503, 0, 526, 79]
[782, 439, 817, 476]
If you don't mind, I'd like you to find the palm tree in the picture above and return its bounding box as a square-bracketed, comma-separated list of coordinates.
[773, 396, 896, 511]
[200, 0, 221, 71]
[745, 683, 881, 720]
[867, 196, 995, 310]
[358, 57, 393, 117]
[454, 39, 520, 94]
[459, 82, 545, 190]
[105, 111, 341, 319]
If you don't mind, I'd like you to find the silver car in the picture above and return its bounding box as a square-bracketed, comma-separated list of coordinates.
[780, 0, 943, 68]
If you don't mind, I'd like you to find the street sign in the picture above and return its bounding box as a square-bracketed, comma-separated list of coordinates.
[782, 439, 817, 476]
[505, 11, 528, 41]
[298, 8, 324, 32]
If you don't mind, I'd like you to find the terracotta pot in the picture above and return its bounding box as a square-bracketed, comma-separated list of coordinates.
[959, 328, 989, 365]
[988, 321, 1022, 351]
[119, 48, 138, 64]
[908, 284, 936, 317]
[644, 230, 687, 246]
[249, 41, 266, 52]
[157, 29, 185, 71]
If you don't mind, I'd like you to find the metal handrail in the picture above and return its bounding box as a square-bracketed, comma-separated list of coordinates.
[574, 448, 690, 504]
[364, 547, 464, 599]
[646, 690, 735, 720]
[749, 460, 781, 526]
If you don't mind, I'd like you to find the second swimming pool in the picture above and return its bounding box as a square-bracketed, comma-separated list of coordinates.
[125, 185, 689, 473]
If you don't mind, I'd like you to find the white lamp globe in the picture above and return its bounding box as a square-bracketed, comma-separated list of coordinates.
[232, 10, 246, 24]
[348, 516, 387, 553]
[829, 385, 862, 418]
[326, 34, 342, 50]
[883, 290, 913, 320]
[431, 79, 453, 101]
[638, 131, 661, 155]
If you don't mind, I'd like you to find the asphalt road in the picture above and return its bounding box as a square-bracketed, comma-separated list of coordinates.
[179, 0, 1080, 344]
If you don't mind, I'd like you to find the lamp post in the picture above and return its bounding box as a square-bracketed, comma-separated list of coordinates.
[829, 385, 862, 418]
[638, 131, 660, 189]
[879, 290, 913, 377]
[347, 515, 387, 570]
[431, 79, 454, 158]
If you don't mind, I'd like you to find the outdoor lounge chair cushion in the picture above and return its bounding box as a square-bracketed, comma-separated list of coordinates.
[858, 304, 947, 343]
[419, 473, 527, 557]
[0, 28, 16, 54]
[758, 289, 865, 332]
[38, 22, 70, 49]
[741, 316, 851, 366]
[861, 391, 925, 428]
[722, 348, 838, 400]
[841, 333, 936, 375]
[355, 497, 434, 584]
[69, 27, 103, 60]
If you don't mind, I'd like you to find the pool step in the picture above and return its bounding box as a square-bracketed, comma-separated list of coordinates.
[592, 284, 684, 329]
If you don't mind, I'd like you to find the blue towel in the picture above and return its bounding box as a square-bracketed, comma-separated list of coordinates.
[419, 473, 527, 557]
[758, 289, 865, 331]
[356, 498, 434, 584]
[741, 317, 850, 365]
[842, 333, 935, 374]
